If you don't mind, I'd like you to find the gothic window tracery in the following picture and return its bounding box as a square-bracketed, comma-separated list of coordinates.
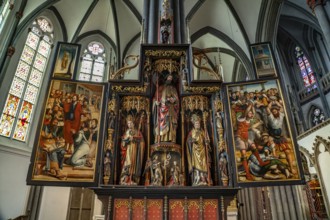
[78, 41, 106, 82]
[0, 16, 53, 141]
[311, 107, 326, 126]
[294, 46, 316, 88]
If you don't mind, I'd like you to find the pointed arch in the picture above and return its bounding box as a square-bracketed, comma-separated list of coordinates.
[312, 136, 330, 216]
[191, 26, 254, 79]
[0, 16, 55, 142]
[308, 105, 326, 128]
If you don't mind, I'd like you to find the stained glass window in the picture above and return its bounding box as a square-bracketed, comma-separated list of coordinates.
[311, 107, 326, 127]
[294, 46, 316, 88]
[78, 41, 106, 82]
[0, 0, 11, 33]
[0, 16, 53, 141]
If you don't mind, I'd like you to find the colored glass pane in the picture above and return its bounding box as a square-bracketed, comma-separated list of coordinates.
[9, 77, 25, 97]
[38, 40, 51, 57]
[0, 114, 14, 137]
[92, 61, 105, 76]
[26, 32, 40, 50]
[24, 84, 38, 104]
[13, 122, 29, 141]
[312, 108, 326, 126]
[81, 59, 93, 74]
[88, 42, 104, 55]
[15, 61, 31, 80]
[29, 68, 43, 87]
[17, 101, 33, 122]
[91, 75, 103, 82]
[2, 94, 20, 117]
[21, 45, 35, 64]
[79, 73, 91, 81]
[37, 17, 52, 32]
[31, 26, 42, 36]
[0, 16, 54, 141]
[33, 53, 47, 72]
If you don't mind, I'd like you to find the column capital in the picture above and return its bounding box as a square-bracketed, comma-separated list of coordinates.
[307, 0, 326, 10]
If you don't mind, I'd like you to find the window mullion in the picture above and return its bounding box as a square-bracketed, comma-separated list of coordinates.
[90, 59, 96, 81]
[10, 36, 42, 139]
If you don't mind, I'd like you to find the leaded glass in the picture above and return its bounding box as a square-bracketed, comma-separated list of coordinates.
[37, 17, 52, 32]
[29, 68, 43, 87]
[38, 40, 51, 57]
[17, 101, 34, 122]
[15, 61, 31, 80]
[2, 94, 20, 117]
[33, 53, 47, 72]
[0, 114, 14, 137]
[31, 26, 42, 36]
[91, 75, 103, 82]
[92, 61, 105, 76]
[295, 46, 316, 88]
[79, 73, 91, 81]
[24, 84, 39, 104]
[88, 42, 104, 55]
[21, 45, 36, 64]
[0, 15, 54, 141]
[13, 122, 29, 141]
[9, 77, 25, 97]
[81, 59, 93, 74]
[26, 32, 40, 50]
[312, 108, 326, 126]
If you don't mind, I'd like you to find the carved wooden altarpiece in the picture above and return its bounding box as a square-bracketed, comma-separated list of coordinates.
[95, 44, 239, 220]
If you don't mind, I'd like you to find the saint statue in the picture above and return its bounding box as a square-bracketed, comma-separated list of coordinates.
[120, 115, 145, 185]
[153, 73, 179, 143]
[186, 114, 212, 186]
[151, 155, 163, 186]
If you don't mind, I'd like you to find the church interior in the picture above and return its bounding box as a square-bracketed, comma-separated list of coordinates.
[0, 0, 330, 219]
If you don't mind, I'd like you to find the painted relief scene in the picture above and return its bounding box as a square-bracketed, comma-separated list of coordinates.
[227, 79, 301, 183]
[31, 80, 104, 182]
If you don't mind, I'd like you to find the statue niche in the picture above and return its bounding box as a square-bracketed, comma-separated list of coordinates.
[182, 96, 214, 186]
[117, 96, 149, 186]
[148, 58, 183, 187]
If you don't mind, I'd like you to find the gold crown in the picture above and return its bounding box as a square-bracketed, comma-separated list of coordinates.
[126, 115, 134, 122]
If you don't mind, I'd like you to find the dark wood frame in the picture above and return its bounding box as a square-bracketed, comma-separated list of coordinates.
[223, 78, 305, 187]
[27, 79, 108, 187]
[51, 42, 81, 80]
[249, 42, 278, 79]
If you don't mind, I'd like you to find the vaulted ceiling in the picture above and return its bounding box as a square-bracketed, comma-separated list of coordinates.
[19, 0, 315, 81]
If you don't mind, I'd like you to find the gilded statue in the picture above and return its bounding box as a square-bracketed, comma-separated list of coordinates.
[153, 73, 179, 143]
[120, 115, 145, 185]
[186, 114, 212, 186]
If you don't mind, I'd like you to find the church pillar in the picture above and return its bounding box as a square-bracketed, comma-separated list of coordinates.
[147, 0, 158, 44]
[268, 186, 308, 220]
[142, 0, 150, 44]
[145, 0, 186, 44]
[307, 0, 330, 50]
